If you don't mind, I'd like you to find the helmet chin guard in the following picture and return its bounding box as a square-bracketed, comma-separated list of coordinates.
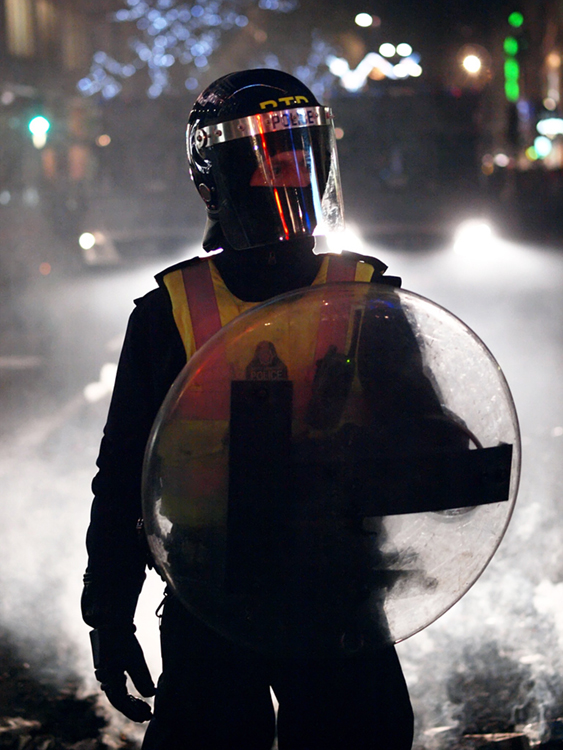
[187, 69, 344, 251]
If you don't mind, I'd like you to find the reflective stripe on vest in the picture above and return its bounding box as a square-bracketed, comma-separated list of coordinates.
[162, 254, 376, 420]
[165, 254, 374, 360]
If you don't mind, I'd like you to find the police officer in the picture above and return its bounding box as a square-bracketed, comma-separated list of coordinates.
[82, 69, 415, 750]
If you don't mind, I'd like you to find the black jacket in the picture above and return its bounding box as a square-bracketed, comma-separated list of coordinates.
[82, 247, 391, 628]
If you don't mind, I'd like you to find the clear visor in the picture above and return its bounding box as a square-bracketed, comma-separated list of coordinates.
[196, 107, 344, 250]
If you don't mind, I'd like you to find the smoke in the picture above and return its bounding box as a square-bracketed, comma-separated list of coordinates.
[1, 236, 562, 747]
[385, 238, 563, 747]
[0, 257, 180, 744]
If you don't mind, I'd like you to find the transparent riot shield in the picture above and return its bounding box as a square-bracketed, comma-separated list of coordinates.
[142, 282, 520, 657]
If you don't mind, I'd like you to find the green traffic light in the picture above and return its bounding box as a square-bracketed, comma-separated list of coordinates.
[505, 80, 519, 102]
[508, 11, 524, 28]
[504, 37, 519, 56]
[28, 115, 51, 135]
[504, 58, 520, 81]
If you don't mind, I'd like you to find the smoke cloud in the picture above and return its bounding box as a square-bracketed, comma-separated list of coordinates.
[1, 237, 562, 747]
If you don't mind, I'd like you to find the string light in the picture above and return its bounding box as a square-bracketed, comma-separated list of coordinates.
[78, 0, 298, 99]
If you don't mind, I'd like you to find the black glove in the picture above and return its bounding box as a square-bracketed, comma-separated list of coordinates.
[90, 625, 156, 723]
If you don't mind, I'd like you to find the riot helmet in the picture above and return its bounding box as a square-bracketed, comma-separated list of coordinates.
[186, 69, 345, 252]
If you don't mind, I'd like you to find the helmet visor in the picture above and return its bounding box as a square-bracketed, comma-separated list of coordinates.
[197, 107, 344, 250]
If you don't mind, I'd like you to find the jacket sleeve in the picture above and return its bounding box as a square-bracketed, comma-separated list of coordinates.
[82, 288, 186, 629]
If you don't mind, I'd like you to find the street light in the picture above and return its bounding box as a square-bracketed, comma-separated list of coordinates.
[79, 232, 96, 251]
[534, 136, 553, 159]
[354, 12, 380, 28]
[396, 43, 413, 57]
[463, 54, 482, 74]
[456, 44, 491, 89]
[379, 43, 396, 58]
[355, 12, 373, 27]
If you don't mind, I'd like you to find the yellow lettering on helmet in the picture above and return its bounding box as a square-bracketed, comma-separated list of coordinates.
[259, 95, 310, 110]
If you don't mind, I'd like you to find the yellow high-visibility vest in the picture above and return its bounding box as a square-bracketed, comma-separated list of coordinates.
[157, 253, 381, 526]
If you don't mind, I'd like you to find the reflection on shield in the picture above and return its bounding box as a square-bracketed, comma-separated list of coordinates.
[142, 282, 520, 657]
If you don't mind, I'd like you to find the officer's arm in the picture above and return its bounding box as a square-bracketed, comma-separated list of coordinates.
[81, 295, 183, 722]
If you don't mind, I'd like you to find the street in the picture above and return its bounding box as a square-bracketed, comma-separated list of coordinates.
[0, 227, 562, 748]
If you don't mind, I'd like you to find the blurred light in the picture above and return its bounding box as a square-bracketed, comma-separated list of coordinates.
[462, 55, 482, 74]
[28, 115, 50, 149]
[334, 127, 344, 139]
[547, 52, 561, 68]
[393, 62, 409, 79]
[32, 133, 47, 149]
[398, 57, 422, 77]
[79, 1, 295, 100]
[505, 58, 520, 80]
[0, 190, 10, 205]
[22, 187, 39, 206]
[537, 118, 563, 136]
[534, 136, 553, 158]
[379, 43, 396, 58]
[516, 100, 535, 122]
[329, 47, 422, 90]
[494, 153, 510, 167]
[543, 97, 557, 111]
[39, 262, 51, 276]
[369, 67, 386, 80]
[453, 220, 494, 256]
[148, 84, 163, 98]
[504, 37, 519, 56]
[504, 29, 520, 103]
[28, 115, 50, 136]
[396, 43, 412, 57]
[1, 90, 15, 105]
[505, 79, 520, 102]
[326, 226, 365, 254]
[328, 57, 349, 77]
[355, 13, 373, 27]
[96, 134, 111, 147]
[481, 154, 494, 175]
[508, 11, 524, 28]
[84, 363, 118, 403]
[526, 146, 538, 161]
[79, 232, 96, 250]
[102, 82, 122, 99]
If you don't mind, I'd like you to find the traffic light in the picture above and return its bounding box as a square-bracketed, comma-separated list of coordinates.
[504, 11, 524, 102]
[508, 11, 524, 29]
[28, 114, 51, 148]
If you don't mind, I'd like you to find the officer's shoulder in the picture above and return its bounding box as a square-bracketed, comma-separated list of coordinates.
[132, 256, 207, 311]
[339, 251, 401, 288]
[340, 250, 386, 272]
[133, 286, 166, 310]
[153, 255, 206, 288]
